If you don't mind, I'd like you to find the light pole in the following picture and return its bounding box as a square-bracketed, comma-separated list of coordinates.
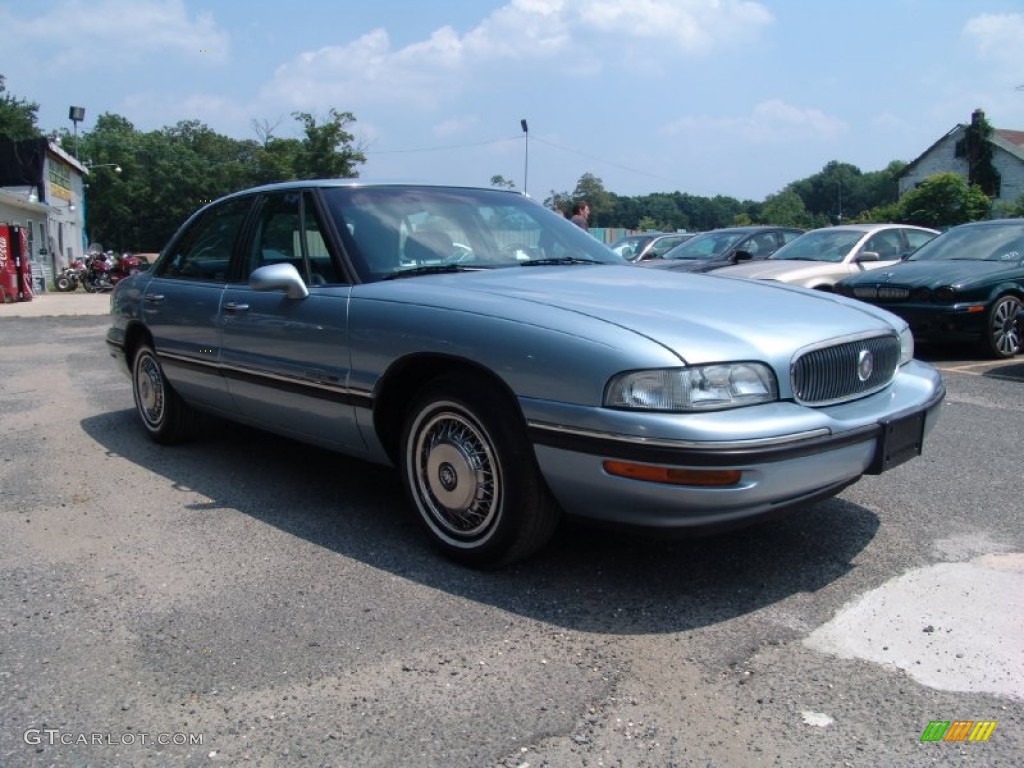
[68, 106, 85, 158]
[520, 119, 529, 194]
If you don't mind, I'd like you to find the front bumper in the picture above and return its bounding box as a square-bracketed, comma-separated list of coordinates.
[869, 303, 987, 344]
[525, 360, 944, 530]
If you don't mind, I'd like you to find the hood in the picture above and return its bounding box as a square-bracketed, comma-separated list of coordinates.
[365, 265, 900, 364]
[639, 258, 722, 273]
[841, 259, 1023, 288]
[714, 260, 839, 281]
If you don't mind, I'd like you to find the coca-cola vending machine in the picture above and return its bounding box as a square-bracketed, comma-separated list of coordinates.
[0, 224, 33, 303]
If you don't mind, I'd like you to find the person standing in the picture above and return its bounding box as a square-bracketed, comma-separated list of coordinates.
[569, 201, 590, 231]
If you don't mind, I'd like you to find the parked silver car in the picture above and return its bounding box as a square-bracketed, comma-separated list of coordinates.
[714, 223, 939, 290]
[106, 182, 945, 567]
[608, 232, 695, 261]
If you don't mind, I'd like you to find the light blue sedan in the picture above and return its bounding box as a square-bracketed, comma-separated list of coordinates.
[107, 182, 945, 567]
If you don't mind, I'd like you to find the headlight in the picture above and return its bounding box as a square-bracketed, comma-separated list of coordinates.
[605, 363, 778, 412]
[898, 325, 914, 366]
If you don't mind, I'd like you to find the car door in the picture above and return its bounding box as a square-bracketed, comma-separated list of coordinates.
[141, 196, 252, 413]
[218, 189, 364, 451]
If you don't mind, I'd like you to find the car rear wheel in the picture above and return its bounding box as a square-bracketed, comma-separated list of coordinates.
[401, 375, 560, 568]
[983, 295, 1022, 359]
[132, 343, 197, 444]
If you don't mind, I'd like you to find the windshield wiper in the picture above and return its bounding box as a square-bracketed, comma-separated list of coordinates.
[520, 257, 602, 266]
[381, 265, 479, 280]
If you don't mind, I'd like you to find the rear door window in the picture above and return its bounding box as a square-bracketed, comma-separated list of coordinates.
[157, 198, 252, 282]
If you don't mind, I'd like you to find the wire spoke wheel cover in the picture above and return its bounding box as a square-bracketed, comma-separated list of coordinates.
[134, 349, 166, 430]
[400, 376, 560, 567]
[410, 404, 501, 543]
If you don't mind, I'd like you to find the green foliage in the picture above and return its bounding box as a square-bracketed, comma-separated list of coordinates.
[572, 173, 613, 224]
[78, 110, 366, 251]
[894, 173, 991, 228]
[0, 74, 41, 141]
[635, 216, 658, 231]
[758, 189, 812, 227]
[992, 195, 1024, 218]
[290, 109, 365, 179]
[490, 174, 516, 190]
[964, 112, 1000, 197]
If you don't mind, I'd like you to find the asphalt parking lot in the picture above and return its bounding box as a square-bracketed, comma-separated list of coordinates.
[0, 295, 1021, 767]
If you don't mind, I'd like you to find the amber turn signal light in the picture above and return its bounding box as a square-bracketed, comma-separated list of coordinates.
[602, 461, 742, 487]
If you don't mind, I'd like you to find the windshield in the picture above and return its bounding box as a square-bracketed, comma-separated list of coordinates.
[768, 230, 864, 263]
[609, 234, 653, 258]
[661, 230, 749, 261]
[905, 222, 1024, 263]
[321, 186, 622, 282]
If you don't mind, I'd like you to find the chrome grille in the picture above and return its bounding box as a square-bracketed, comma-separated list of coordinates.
[877, 285, 909, 300]
[792, 334, 901, 405]
[852, 285, 909, 300]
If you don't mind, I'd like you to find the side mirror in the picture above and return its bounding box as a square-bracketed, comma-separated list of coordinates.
[734, 250, 754, 262]
[857, 251, 880, 262]
[249, 262, 309, 299]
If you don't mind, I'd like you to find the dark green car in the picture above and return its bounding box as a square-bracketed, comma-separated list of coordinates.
[835, 219, 1024, 358]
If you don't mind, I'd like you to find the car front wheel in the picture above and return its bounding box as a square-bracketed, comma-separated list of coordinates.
[132, 343, 197, 444]
[984, 295, 1022, 359]
[401, 375, 560, 568]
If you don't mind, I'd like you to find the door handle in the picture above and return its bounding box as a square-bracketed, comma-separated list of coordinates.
[144, 294, 164, 303]
[223, 302, 250, 312]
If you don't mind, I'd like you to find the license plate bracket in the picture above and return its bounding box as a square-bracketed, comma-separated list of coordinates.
[868, 411, 926, 474]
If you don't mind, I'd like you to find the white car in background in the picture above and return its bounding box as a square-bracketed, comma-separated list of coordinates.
[713, 223, 939, 291]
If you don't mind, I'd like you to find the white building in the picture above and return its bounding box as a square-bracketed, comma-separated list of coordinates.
[0, 137, 89, 290]
[898, 109, 1024, 204]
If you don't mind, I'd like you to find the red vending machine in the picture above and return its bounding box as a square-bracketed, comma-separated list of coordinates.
[0, 224, 33, 302]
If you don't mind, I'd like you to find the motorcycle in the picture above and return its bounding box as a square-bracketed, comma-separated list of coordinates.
[108, 252, 141, 287]
[54, 256, 88, 292]
[82, 252, 114, 292]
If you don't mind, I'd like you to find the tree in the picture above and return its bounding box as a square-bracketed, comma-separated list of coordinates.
[490, 174, 516, 189]
[291, 109, 366, 179]
[572, 173, 613, 224]
[992, 194, 1024, 218]
[0, 74, 41, 141]
[896, 172, 991, 228]
[759, 190, 812, 228]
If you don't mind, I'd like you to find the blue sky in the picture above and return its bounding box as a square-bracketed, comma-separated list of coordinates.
[4, 0, 1024, 202]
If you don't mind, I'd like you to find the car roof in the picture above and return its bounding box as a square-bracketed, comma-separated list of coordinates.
[216, 179, 525, 201]
[700, 226, 800, 234]
[805, 223, 938, 234]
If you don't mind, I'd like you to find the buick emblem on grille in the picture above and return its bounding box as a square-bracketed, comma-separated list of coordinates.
[857, 349, 874, 382]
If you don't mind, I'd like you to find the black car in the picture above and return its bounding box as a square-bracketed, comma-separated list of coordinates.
[835, 218, 1024, 358]
[637, 226, 804, 273]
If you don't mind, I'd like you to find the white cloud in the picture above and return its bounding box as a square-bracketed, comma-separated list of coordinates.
[963, 13, 1024, 71]
[260, 28, 466, 111]
[433, 116, 480, 139]
[578, 0, 773, 52]
[10, 0, 229, 71]
[259, 0, 773, 114]
[664, 99, 847, 144]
